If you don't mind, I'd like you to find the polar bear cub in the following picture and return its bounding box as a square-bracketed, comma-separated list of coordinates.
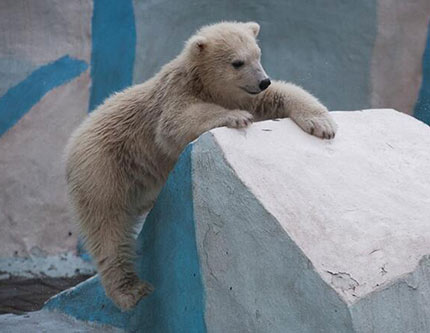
[65, 21, 337, 310]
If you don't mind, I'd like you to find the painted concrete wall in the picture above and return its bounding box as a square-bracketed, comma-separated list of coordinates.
[0, 0, 94, 276]
[0, 0, 429, 287]
[371, 0, 430, 116]
[46, 110, 430, 332]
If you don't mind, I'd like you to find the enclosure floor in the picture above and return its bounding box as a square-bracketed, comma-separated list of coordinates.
[0, 275, 92, 314]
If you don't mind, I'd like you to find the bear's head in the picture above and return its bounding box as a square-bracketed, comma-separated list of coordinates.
[185, 21, 271, 102]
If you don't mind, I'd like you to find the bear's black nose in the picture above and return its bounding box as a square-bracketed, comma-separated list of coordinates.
[259, 78, 271, 91]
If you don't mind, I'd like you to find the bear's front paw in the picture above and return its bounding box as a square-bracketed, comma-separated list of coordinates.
[224, 110, 254, 129]
[108, 279, 154, 311]
[296, 113, 338, 139]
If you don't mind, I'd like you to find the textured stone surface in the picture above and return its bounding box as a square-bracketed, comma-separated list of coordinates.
[211, 109, 430, 304]
[0, 310, 121, 332]
[45, 110, 430, 332]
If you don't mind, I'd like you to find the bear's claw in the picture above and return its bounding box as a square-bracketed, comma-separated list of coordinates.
[225, 110, 254, 129]
[297, 114, 337, 140]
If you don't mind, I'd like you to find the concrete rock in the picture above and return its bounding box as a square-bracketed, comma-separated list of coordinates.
[45, 110, 430, 332]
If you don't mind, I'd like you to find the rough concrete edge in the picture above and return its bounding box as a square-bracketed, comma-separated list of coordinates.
[43, 275, 98, 305]
[347, 253, 430, 306]
[193, 132, 355, 332]
[349, 254, 430, 332]
[0, 308, 123, 332]
[0, 252, 96, 280]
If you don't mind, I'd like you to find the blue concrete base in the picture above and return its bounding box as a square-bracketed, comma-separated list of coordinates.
[45, 145, 205, 332]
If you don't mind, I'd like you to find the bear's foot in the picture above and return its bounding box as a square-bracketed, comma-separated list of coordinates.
[108, 278, 154, 311]
[295, 113, 337, 139]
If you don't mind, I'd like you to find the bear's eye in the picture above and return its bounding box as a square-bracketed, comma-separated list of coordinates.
[232, 60, 245, 69]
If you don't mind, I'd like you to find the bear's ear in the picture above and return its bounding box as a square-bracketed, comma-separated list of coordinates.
[246, 22, 260, 37]
[187, 35, 208, 55]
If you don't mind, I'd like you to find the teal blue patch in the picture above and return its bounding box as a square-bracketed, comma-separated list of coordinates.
[414, 23, 430, 125]
[130, 144, 206, 332]
[76, 238, 92, 263]
[0, 55, 87, 137]
[45, 145, 206, 332]
[45, 276, 131, 329]
[88, 0, 136, 112]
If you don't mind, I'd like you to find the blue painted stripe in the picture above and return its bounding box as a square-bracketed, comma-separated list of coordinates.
[76, 238, 92, 263]
[88, 0, 136, 112]
[414, 23, 430, 125]
[0, 55, 88, 137]
[45, 144, 206, 332]
[133, 144, 206, 332]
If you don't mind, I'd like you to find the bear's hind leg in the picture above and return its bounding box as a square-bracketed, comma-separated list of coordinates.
[81, 207, 153, 310]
